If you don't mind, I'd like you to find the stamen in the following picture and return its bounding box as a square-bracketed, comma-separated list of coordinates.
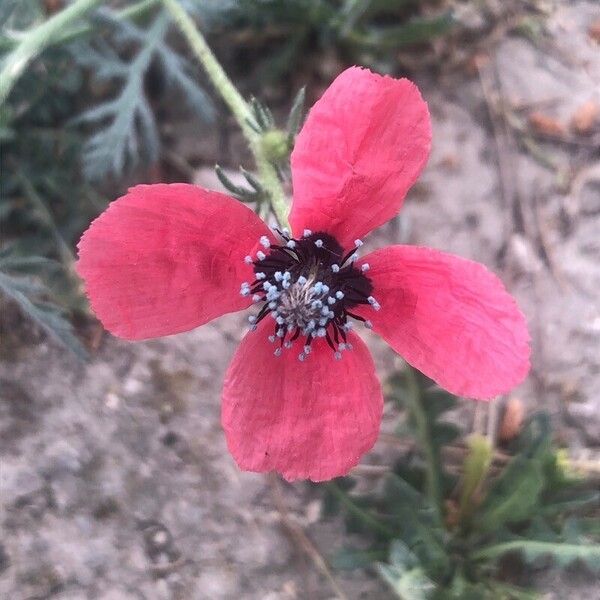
[367, 296, 381, 311]
[361, 263, 370, 272]
[244, 231, 374, 360]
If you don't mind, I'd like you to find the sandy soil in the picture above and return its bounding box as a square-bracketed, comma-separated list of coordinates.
[1, 1, 599, 599]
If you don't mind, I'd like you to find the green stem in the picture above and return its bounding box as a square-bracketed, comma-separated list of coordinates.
[0, 0, 104, 107]
[405, 368, 443, 516]
[325, 482, 395, 540]
[0, 0, 160, 51]
[160, 0, 290, 229]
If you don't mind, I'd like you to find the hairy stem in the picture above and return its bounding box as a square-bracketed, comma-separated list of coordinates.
[405, 368, 443, 517]
[0, 0, 104, 106]
[160, 0, 290, 228]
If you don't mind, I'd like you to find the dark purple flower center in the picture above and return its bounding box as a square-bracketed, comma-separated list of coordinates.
[240, 230, 379, 361]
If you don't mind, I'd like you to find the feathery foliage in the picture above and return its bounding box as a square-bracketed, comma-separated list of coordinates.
[322, 369, 600, 599]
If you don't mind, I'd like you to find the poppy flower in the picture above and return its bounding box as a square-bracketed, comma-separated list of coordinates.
[77, 67, 530, 482]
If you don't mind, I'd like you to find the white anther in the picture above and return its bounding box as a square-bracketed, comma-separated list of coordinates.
[331, 264, 340, 273]
[364, 320, 373, 329]
[335, 291, 344, 300]
[334, 351, 342, 360]
[286, 240, 296, 249]
[248, 315, 257, 324]
[260, 236, 271, 248]
[256, 251, 266, 261]
[256, 272, 266, 279]
[303, 229, 312, 237]
[327, 296, 336, 305]
[314, 239, 323, 248]
[252, 294, 261, 303]
[244, 255, 253, 264]
[274, 348, 282, 357]
[361, 263, 370, 272]
[297, 275, 307, 285]
[354, 239, 363, 247]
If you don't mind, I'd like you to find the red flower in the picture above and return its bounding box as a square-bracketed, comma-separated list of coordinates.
[77, 67, 530, 481]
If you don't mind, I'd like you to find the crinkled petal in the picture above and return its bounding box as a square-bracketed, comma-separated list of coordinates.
[222, 320, 383, 481]
[356, 246, 530, 399]
[77, 184, 271, 340]
[290, 66, 431, 249]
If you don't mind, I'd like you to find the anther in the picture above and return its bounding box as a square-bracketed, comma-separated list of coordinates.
[361, 263, 370, 272]
[335, 291, 344, 300]
[303, 229, 312, 237]
[274, 348, 282, 357]
[354, 239, 363, 247]
[331, 264, 340, 273]
[244, 255, 253, 264]
[367, 296, 381, 310]
[297, 275, 307, 285]
[260, 236, 271, 248]
[364, 320, 373, 329]
[256, 251, 266, 261]
[256, 272, 266, 279]
[286, 240, 296, 249]
[334, 351, 342, 360]
[314, 239, 323, 248]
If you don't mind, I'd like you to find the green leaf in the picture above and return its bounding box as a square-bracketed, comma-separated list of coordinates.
[382, 475, 450, 579]
[0, 270, 88, 359]
[73, 9, 214, 180]
[286, 85, 306, 144]
[331, 546, 386, 570]
[473, 539, 600, 571]
[377, 541, 436, 599]
[476, 456, 544, 532]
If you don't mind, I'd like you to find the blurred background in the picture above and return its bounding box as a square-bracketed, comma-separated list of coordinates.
[1, 1, 599, 598]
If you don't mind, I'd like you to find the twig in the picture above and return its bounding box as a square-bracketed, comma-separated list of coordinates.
[267, 474, 349, 600]
[531, 186, 569, 291]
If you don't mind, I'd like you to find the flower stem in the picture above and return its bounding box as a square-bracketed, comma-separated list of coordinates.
[0, 0, 104, 107]
[160, 0, 290, 229]
[404, 367, 443, 517]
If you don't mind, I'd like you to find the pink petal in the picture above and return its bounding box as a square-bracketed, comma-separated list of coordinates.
[290, 66, 431, 249]
[77, 184, 271, 340]
[222, 320, 383, 481]
[356, 246, 530, 399]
